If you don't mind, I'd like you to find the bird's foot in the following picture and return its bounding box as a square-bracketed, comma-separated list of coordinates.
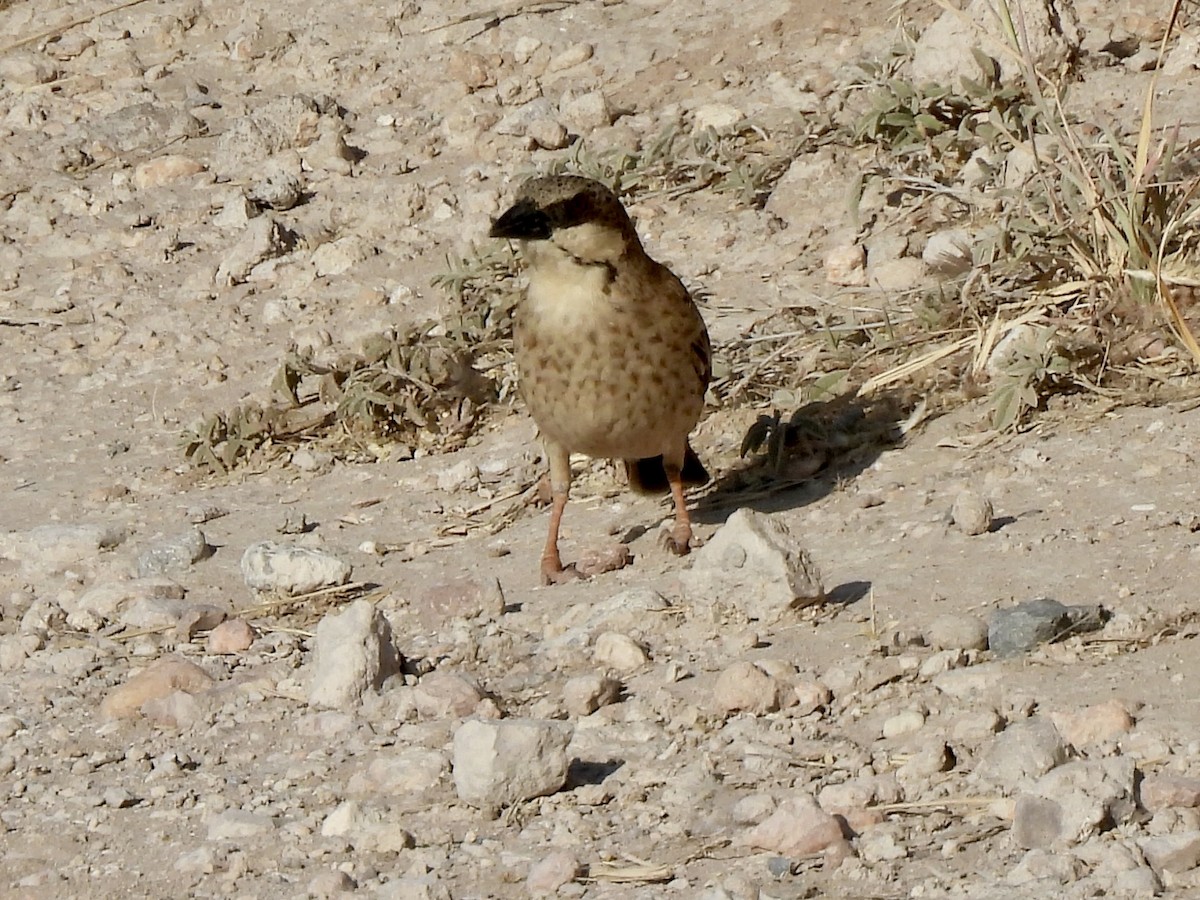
[540, 543, 632, 585]
[540, 556, 583, 586]
[658, 521, 695, 556]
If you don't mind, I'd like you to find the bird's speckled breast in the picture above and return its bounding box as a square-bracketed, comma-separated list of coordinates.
[514, 258, 708, 460]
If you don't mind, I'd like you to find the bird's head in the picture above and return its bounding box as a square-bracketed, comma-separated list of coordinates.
[489, 175, 640, 267]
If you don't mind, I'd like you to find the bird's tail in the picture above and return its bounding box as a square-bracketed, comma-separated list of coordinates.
[625, 444, 710, 495]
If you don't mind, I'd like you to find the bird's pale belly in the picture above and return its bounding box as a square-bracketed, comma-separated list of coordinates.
[516, 316, 704, 460]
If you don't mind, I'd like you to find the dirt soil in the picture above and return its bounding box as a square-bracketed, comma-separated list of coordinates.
[3, 0, 1200, 898]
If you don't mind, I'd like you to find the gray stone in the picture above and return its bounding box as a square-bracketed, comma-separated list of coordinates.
[989, 599, 1105, 656]
[346, 749, 448, 796]
[1015, 757, 1137, 847]
[911, 0, 1081, 87]
[527, 850, 580, 896]
[927, 613, 989, 651]
[136, 527, 209, 576]
[63, 578, 185, 632]
[205, 808, 278, 840]
[0, 523, 125, 572]
[452, 718, 572, 809]
[1140, 832, 1200, 874]
[562, 674, 621, 717]
[951, 491, 994, 536]
[680, 508, 824, 624]
[213, 94, 321, 177]
[977, 717, 1068, 790]
[988, 598, 1072, 656]
[247, 167, 302, 211]
[241, 540, 351, 594]
[307, 600, 402, 709]
[214, 215, 292, 286]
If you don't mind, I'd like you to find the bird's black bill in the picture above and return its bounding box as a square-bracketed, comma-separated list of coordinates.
[489, 199, 552, 240]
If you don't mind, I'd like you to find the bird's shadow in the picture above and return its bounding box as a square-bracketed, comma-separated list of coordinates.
[692, 388, 920, 527]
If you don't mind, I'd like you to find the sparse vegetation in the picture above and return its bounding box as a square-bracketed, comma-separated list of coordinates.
[184, 0, 1200, 478]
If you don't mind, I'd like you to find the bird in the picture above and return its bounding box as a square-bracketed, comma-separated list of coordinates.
[488, 174, 711, 585]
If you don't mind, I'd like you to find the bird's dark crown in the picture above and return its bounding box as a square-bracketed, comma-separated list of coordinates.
[489, 175, 633, 241]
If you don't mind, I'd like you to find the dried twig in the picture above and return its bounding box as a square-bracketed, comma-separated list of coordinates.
[418, 0, 576, 35]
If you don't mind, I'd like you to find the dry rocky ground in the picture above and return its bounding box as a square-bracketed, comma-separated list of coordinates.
[4, 0, 1200, 898]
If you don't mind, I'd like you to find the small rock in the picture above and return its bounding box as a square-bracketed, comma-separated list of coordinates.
[495, 97, 557, 138]
[1141, 775, 1200, 813]
[868, 257, 926, 292]
[791, 680, 831, 716]
[988, 598, 1105, 656]
[132, 154, 206, 189]
[247, 169, 303, 211]
[527, 118, 570, 150]
[922, 228, 974, 275]
[213, 215, 292, 286]
[307, 600, 402, 709]
[859, 828, 908, 862]
[559, 89, 612, 132]
[320, 799, 362, 837]
[136, 527, 210, 576]
[574, 543, 632, 578]
[680, 508, 823, 623]
[692, 102, 743, 134]
[562, 674, 621, 716]
[103, 787, 136, 809]
[307, 870, 356, 897]
[412, 671, 485, 718]
[527, 850, 580, 896]
[100, 656, 215, 720]
[731, 793, 776, 826]
[742, 793, 847, 856]
[950, 491, 994, 536]
[207, 619, 256, 654]
[824, 243, 867, 286]
[714, 662, 782, 715]
[1014, 757, 1137, 848]
[1124, 46, 1159, 72]
[1140, 831, 1200, 874]
[64, 578, 185, 632]
[436, 460, 480, 492]
[911, 0, 1081, 86]
[346, 749, 448, 796]
[416, 577, 505, 629]
[452, 718, 572, 809]
[0, 523, 125, 572]
[121, 598, 226, 637]
[205, 808, 278, 841]
[312, 236, 369, 277]
[1051, 699, 1135, 749]
[926, 613, 989, 651]
[592, 632, 649, 672]
[977, 717, 1068, 790]
[241, 541, 352, 595]
[882, 708, 926, 739]
[174, 847, 215, 875]
[143, 690, 206, 728]
[547, 42, 594, 72]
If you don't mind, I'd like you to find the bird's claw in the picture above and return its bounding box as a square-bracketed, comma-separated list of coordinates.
[658, 523, 694, 556]
[540, 558, 584, 586]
